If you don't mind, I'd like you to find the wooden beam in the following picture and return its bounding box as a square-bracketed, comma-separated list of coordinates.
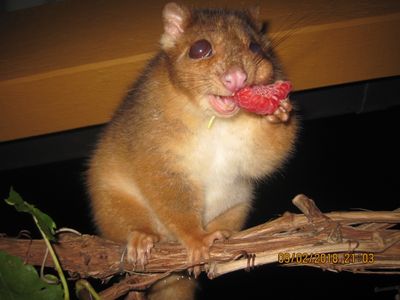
[1, 0, 399, 141]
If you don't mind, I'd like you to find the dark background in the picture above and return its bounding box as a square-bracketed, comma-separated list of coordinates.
[0, 78, 399, 299]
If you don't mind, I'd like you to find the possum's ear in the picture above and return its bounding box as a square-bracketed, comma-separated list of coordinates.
[246, 5, 264, 33]
[161, 2, 191, 49]
[247, 5, 260, 21]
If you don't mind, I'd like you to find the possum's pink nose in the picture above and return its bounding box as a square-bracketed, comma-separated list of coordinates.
[221, 68, 247, 93]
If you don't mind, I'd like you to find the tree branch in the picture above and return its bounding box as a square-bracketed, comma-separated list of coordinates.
[1, 194, 399, 299]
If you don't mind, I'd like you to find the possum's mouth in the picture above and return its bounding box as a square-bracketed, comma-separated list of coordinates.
[208, 95, 240, 117]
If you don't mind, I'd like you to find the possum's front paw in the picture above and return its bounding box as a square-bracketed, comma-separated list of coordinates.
[185, 230, 230, 278]
[127, 231, 160, 269]
[266, 98, 293, 123]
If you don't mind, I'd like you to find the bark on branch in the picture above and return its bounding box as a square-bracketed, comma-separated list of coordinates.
[1, 194, 399, 299]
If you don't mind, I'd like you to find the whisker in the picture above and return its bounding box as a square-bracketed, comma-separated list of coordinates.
[267, 10, 323, 50]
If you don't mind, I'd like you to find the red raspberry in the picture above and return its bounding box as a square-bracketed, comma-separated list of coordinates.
[233, 81, 292, 115]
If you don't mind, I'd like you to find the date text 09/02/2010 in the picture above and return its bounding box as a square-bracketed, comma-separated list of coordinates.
[278, 252, 375, 265]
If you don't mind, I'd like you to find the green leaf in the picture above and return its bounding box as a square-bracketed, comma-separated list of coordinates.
[0, 251, 63, 300]
[4, 187, 57, 241]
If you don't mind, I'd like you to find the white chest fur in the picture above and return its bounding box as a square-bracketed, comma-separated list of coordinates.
[185, 118, 258, 224]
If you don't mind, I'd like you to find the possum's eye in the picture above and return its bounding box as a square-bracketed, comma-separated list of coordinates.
[249, 41, 263, 56]
[189, 39, 213, 59]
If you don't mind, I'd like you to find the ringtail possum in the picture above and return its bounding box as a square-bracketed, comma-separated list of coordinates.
[87, 2, 298, 299]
